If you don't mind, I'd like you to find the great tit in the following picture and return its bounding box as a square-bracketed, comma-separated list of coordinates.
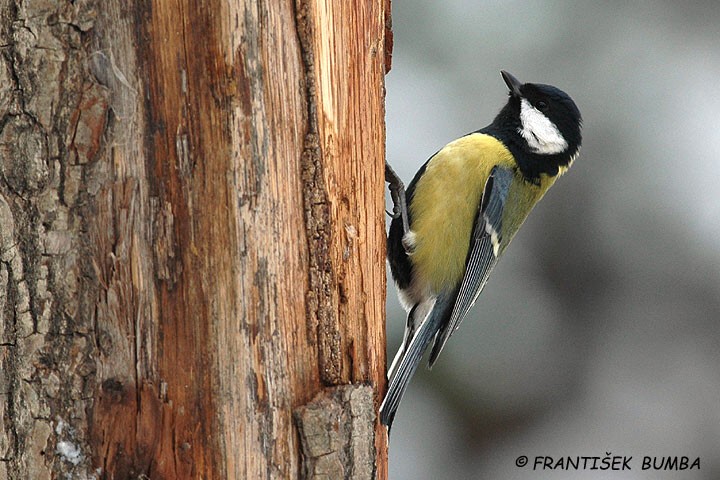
[381, 71, 582, 428]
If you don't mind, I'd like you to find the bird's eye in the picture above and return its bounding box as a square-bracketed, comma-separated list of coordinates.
[537, 101, 548, 111]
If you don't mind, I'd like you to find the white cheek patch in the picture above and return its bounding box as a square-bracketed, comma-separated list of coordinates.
[519, 98, 568, 154]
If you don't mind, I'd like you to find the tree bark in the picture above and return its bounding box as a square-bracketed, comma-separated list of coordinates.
[0, 0, 389, 478]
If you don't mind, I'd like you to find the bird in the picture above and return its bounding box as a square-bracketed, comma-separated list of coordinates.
[381, 70, 582, 428]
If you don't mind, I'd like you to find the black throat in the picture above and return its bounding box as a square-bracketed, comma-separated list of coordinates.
[477, 101, 578, 184]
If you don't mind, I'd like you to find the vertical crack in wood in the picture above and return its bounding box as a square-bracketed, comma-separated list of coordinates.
[295, 0, 342, 385]
[384, 0, 393, 73]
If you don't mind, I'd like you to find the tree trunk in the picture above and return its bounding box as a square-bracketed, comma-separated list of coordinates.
[0, 0, 389, 478]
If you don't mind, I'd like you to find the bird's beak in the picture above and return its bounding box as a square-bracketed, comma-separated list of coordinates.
[501, 70, 523, 97]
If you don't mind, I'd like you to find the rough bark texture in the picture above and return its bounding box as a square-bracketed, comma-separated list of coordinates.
[0, 0, 388, 479]
[0, 1, 103, 478]
[295, 385, 376, 480]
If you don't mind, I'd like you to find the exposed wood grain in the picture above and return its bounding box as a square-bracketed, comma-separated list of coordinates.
[295, 2, 390, 476]
[0, 0, 388, 477]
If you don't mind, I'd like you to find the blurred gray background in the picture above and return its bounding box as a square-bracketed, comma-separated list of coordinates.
[384, 1, 720, 478]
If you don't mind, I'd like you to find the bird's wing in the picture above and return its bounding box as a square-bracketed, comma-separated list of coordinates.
[428, 165, 513, 366]
[380, 165, 514, 428]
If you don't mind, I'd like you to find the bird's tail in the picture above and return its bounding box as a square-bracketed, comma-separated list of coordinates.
[380, 293, 453, 428]
[387, 304, 418, 381]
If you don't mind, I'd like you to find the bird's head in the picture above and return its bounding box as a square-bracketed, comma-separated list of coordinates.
[494, 71, 582, 177]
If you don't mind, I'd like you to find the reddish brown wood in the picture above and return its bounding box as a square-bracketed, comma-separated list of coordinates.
[0, 0, 388, 477]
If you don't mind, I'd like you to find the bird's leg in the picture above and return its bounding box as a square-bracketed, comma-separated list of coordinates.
[385, 161, 410, 235]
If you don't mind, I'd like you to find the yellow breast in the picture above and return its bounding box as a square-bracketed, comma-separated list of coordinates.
[409, 134, 512, 292]
[408, 133, 559, 294]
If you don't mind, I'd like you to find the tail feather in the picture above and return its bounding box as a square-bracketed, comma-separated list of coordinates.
[380, 292, 455, 428]
[387, 304, 418, 381]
